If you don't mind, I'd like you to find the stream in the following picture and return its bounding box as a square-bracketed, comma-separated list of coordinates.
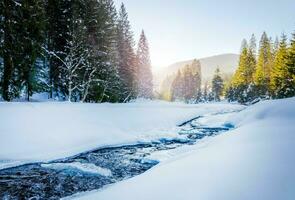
[0, 112, 235, 200]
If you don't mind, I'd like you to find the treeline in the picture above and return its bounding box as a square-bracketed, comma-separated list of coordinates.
[226, 31, 295, 103]
[171, 60, 202, 102]
[160, 60, 225, 103]
[0, 0, 153, 102]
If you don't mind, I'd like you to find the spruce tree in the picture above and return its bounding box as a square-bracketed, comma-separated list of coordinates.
[44, 0, 121, 102]
[270, 33, 289, 98]
[46, 0, 74, 99]
[159, 74, 175, 101]
[203, 81, 209, 102]
[2, 0, 19, 101]
[0, 0, 4, 94]
[273, 36, 279, 55]
[1, 0, 45, 101]
[254, 32, 273, 97]
[85, 0, 122, 102]
[232, 40, 248, 86]
[283, 32, 295, 97]
[117, 3, 137, 101]
[19, 0, 45, 101]
[190, 59, 202, 101]
[136, 30, 153, 99]
[171, 70, 183, 101]
[212, 67, 224, 101]
[182, 65, 193, 101]
[247, 34, 257, 83]
[170, 60, 202, 102]
[230, 38, 256, 103]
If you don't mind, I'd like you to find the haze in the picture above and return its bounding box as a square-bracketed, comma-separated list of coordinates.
[114, 0, 295, 69]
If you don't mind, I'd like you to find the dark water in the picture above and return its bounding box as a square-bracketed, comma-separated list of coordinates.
[0, 115, 233, 200]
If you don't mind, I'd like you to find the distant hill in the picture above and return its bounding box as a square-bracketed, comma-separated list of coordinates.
[154, 53, 239, 91]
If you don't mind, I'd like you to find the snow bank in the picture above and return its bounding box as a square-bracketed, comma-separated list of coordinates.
[0, 100, 243, 167]
[73, 97, 295, 200]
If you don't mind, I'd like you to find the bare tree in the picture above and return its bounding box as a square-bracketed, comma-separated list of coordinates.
[43, 39, 104, 102]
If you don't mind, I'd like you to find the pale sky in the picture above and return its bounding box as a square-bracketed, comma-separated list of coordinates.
[114, 0, 295, 69]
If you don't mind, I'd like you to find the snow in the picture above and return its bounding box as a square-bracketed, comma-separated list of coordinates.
[0, 100, 243, 169]
[71, 97, 295, 200]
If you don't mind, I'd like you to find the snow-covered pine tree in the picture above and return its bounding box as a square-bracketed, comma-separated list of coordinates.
[117, 3, 137, 101]
[46, 0, 74, 99]
[45, 20, 89, 102]
[44, 0, 121, 102]
[83, 0, 122, 103]
[136, 30, 153, 99]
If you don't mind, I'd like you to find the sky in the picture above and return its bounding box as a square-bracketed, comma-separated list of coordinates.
[113, 0, 295, 69]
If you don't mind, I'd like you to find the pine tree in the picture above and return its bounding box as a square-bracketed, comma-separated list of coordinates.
[273, 36, 279, 55]
[117, 3, 137, 101]
[44, 0, 122, 102]
[270, 33, 289, 98]
[190, 59, 202, 101]
[212, 67, 224, 101]
[45, 18, 89, 102]
[0, 0, 4, 94]
[283, 32, 295, 97]
[46, 0, 74, 99]
[182, 64, 193, 101]
[136, 30, 153, 99]
[254, 32, 273, 97]
[230, 37, 256, 103]
[224, 85, 235, 102]
[232, 39, 248, 86]
[0, 0, 142, 103]
[170, 60, 202, 102]
[159, 74, 175, 101]
[203, 81, 209, 102]
[1, 0, 19, 101]
[171, 70, 182, 101]
[19, 0, 45, 101]
[1, 0, 45, 101]
[247, 34, 257, 83]
[85, 0, 122, 102]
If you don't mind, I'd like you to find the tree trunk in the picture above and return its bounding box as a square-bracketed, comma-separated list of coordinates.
[2, 54, 13, 101]
[68, 78, 72, 102]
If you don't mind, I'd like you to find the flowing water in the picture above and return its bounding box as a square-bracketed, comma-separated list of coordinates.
[0, 113, 235, 200]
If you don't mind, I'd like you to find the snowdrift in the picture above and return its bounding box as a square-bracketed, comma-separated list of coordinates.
[73, 97, 295, 200]
[0, 100, 242, 168]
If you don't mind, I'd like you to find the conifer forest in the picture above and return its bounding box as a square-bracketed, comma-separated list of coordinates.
[1, 1, 295, 200]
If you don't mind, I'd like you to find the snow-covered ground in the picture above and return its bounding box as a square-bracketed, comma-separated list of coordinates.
[70, 97, 295, 200]
[0, 100, 243, 169]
